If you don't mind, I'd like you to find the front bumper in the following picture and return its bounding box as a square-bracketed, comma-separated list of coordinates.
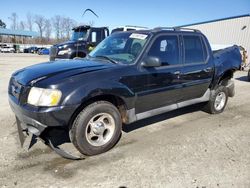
[9, 95, 79, 136]
[50, 46, 72, 61]
[9, 95, 85, 160]
[50, 54, 72, 61]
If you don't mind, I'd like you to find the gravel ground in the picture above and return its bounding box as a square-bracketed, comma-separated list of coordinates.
[0, 53, 249, 188]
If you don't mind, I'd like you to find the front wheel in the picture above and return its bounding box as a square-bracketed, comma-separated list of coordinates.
[70, 101, 122, 156]
[204, 86, 228, 114]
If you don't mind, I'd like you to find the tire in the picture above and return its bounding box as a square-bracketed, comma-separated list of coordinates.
[70, 101, 122, 156]
[203, 85, 228, 114]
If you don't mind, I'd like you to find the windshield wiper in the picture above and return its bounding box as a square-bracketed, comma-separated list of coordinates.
[95, 55, 118, 64]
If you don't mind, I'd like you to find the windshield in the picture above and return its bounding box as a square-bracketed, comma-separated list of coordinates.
[89, 32, 149, 64]
[71, 29, 89, 41]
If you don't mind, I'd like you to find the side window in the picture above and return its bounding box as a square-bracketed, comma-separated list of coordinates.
[91, 30, 102, 43]
[104, 29, 108, 37]
[91, 32, 97, 43]
[183, 35, 206, 64]
[201, 37, 208, 60]
[147, 35, 180, 66]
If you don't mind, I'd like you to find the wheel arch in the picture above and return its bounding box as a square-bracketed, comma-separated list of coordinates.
[68, 94, 129, 129]
[218, 69, 234, 85]
[211, 69, 235, 89]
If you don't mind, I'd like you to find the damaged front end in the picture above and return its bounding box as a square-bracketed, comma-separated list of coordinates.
[8, 77, 84, 160]
[16, 117, 84, 160]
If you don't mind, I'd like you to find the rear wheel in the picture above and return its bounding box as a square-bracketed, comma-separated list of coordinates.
[70, 101, 122, 156]
[204, 85, 228, 114]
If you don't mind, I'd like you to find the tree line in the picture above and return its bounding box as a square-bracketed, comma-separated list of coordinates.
[1, 12, 81, 44]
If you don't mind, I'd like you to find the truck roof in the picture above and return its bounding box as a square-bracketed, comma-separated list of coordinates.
[120, 27, 203, 35]
[72, 25, 108, 31]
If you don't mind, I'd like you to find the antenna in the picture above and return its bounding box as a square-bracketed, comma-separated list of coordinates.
[82, 9, 99, 18]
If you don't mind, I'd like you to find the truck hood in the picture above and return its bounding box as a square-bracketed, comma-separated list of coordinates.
[54, 40, 86, 48]
[12, 59, 115, 86]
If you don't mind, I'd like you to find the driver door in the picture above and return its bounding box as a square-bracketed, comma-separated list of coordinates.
[135, 34, 184, 114]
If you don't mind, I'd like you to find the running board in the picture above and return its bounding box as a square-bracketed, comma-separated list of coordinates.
[125, 89, 211, 123]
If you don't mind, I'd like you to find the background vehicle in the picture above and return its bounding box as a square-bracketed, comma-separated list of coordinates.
[49, 25, 109, 61]
[35, 47, 45, 54]
[38, 48, 50, 55]
[8, 28, 241, 159]
[23, 46, 38, 53]
[0, 46, 15, 53]
[23, 48, 29, 53]
[111, 25, 148, 33]
[0, 43, 7, 48]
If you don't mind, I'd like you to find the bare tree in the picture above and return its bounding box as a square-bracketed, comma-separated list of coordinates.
[44, 19, 52, 41]
[59, 17, 76, 40]
[26, 13, 34, 31]
[52, 15, 62, 41]
[9, 13, 18, 30]
[19, 21, 25, 30]
[62, 17, 77, 39]
[5, 12, 78, 44]
[0, 19, 6, 28]
[34, 15, 46, 39]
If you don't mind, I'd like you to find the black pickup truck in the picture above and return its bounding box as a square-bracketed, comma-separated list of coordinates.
[50, 25, 109, 61]
[9, 28, 241, 159]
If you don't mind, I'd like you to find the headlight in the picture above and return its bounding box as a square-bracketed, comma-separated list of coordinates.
[58, 49, 71, 55]
[27, 87, 62, 107]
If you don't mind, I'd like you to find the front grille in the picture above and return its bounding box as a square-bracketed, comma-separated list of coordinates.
[9, 77, 22, 99]
[9, 77, 29, 104]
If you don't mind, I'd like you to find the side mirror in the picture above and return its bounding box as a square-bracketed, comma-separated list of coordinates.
[141, 56, 161, 67]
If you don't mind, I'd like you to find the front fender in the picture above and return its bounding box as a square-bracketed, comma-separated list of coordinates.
[61, 80, 136, 110]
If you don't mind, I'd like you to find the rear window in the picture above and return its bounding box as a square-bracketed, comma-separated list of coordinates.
[183, 35, 206, 64]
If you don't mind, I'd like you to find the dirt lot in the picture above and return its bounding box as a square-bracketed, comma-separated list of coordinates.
[0, 53, 249, 188]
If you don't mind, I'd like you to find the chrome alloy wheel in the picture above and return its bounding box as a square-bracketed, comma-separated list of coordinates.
[85, 113, 115, 147]
[214, 92, 226, 111]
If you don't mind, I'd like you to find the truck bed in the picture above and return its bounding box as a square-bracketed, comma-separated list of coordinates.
[213, 45, 241, 71]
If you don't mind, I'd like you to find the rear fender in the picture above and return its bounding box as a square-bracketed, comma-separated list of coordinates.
[211, 46, 241, 90]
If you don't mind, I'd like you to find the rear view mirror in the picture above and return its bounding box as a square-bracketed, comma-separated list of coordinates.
[142, 56, 161, 67]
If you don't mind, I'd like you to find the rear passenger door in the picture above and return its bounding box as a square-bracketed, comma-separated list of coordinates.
[180, 35, 213, 101]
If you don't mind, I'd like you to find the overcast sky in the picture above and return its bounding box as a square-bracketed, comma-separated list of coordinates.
[1, 0, 250, 29]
